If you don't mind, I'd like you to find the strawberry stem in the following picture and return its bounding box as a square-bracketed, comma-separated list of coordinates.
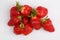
[18, 16, 22, 20]
[16, 1, 23, 11]
[30, 9, 37, 17]
[41, 16, 49, 24]
[16, 1, 19, 7]
[19, 23, 24, 29]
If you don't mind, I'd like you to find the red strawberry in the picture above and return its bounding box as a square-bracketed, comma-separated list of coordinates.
[8, 16, 21, 26]
[8, 19, 14, 26]
[13, 15, 22, 24]
[36, 6, 48, 18]
[23, 24, 33, 35]
[8, 18, 19, 26]
[21, 5, 32, 16]
[10, 6, 20, 19]
[22, 17, 29, 25]
[14, 23, 24, 35]
[30, 16, 41, 30]
[12, 17, 20, 24]
[42, 17, 55, 32]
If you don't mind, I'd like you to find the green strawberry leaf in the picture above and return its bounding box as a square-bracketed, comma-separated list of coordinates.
[16, 1, 23, 11]
[30, 9, 37, 17]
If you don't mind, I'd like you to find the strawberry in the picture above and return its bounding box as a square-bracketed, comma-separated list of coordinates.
[30, 16, 41, 30]
[13, 16, 21, 25]
[10, 6, 20, 19]
[8, 16, 21, 26]
[10, 2, 22, 19]
[21, 5, 32, 16]
[23, 24, 33, 35]
[42, 16, 55, 32]
[14, 23, 24, 35]
[12, 17, 20, 24]
[36, 6, 48, 18]
[22, 17, 29, 25]
[8, 19, 14, 26]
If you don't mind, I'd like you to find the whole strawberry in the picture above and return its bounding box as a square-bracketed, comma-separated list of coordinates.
[8, 19, 14, 26]
[29, 9, 41, 30]
[36, 6, 48, 18]
[10, 2, 22, 19]
[10, 6, 20, 19]
[21, 5, 32, 16]
[8, 16, 21, 26]
[22, 17, 29, 25]
[12, 16, 20, 24]
[23, 24, 33, 35]
[42, 16, 55, 32]
[30, 16, 41, 30]
[14, 23, 24, 35]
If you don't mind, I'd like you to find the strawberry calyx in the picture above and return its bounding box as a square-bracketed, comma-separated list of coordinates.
[19, 23, 24, 29]
[18, 16, 24, 29]
[18, 16, 22, 20]
[16, 1, 23, 11]
[30, 9, 37, 17]
[41, 16, 49, 24]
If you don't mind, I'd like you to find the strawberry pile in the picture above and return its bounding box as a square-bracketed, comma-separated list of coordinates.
[8, 2, 55, 35]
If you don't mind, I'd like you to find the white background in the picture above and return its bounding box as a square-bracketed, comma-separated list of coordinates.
[0, 0, 60, 40]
